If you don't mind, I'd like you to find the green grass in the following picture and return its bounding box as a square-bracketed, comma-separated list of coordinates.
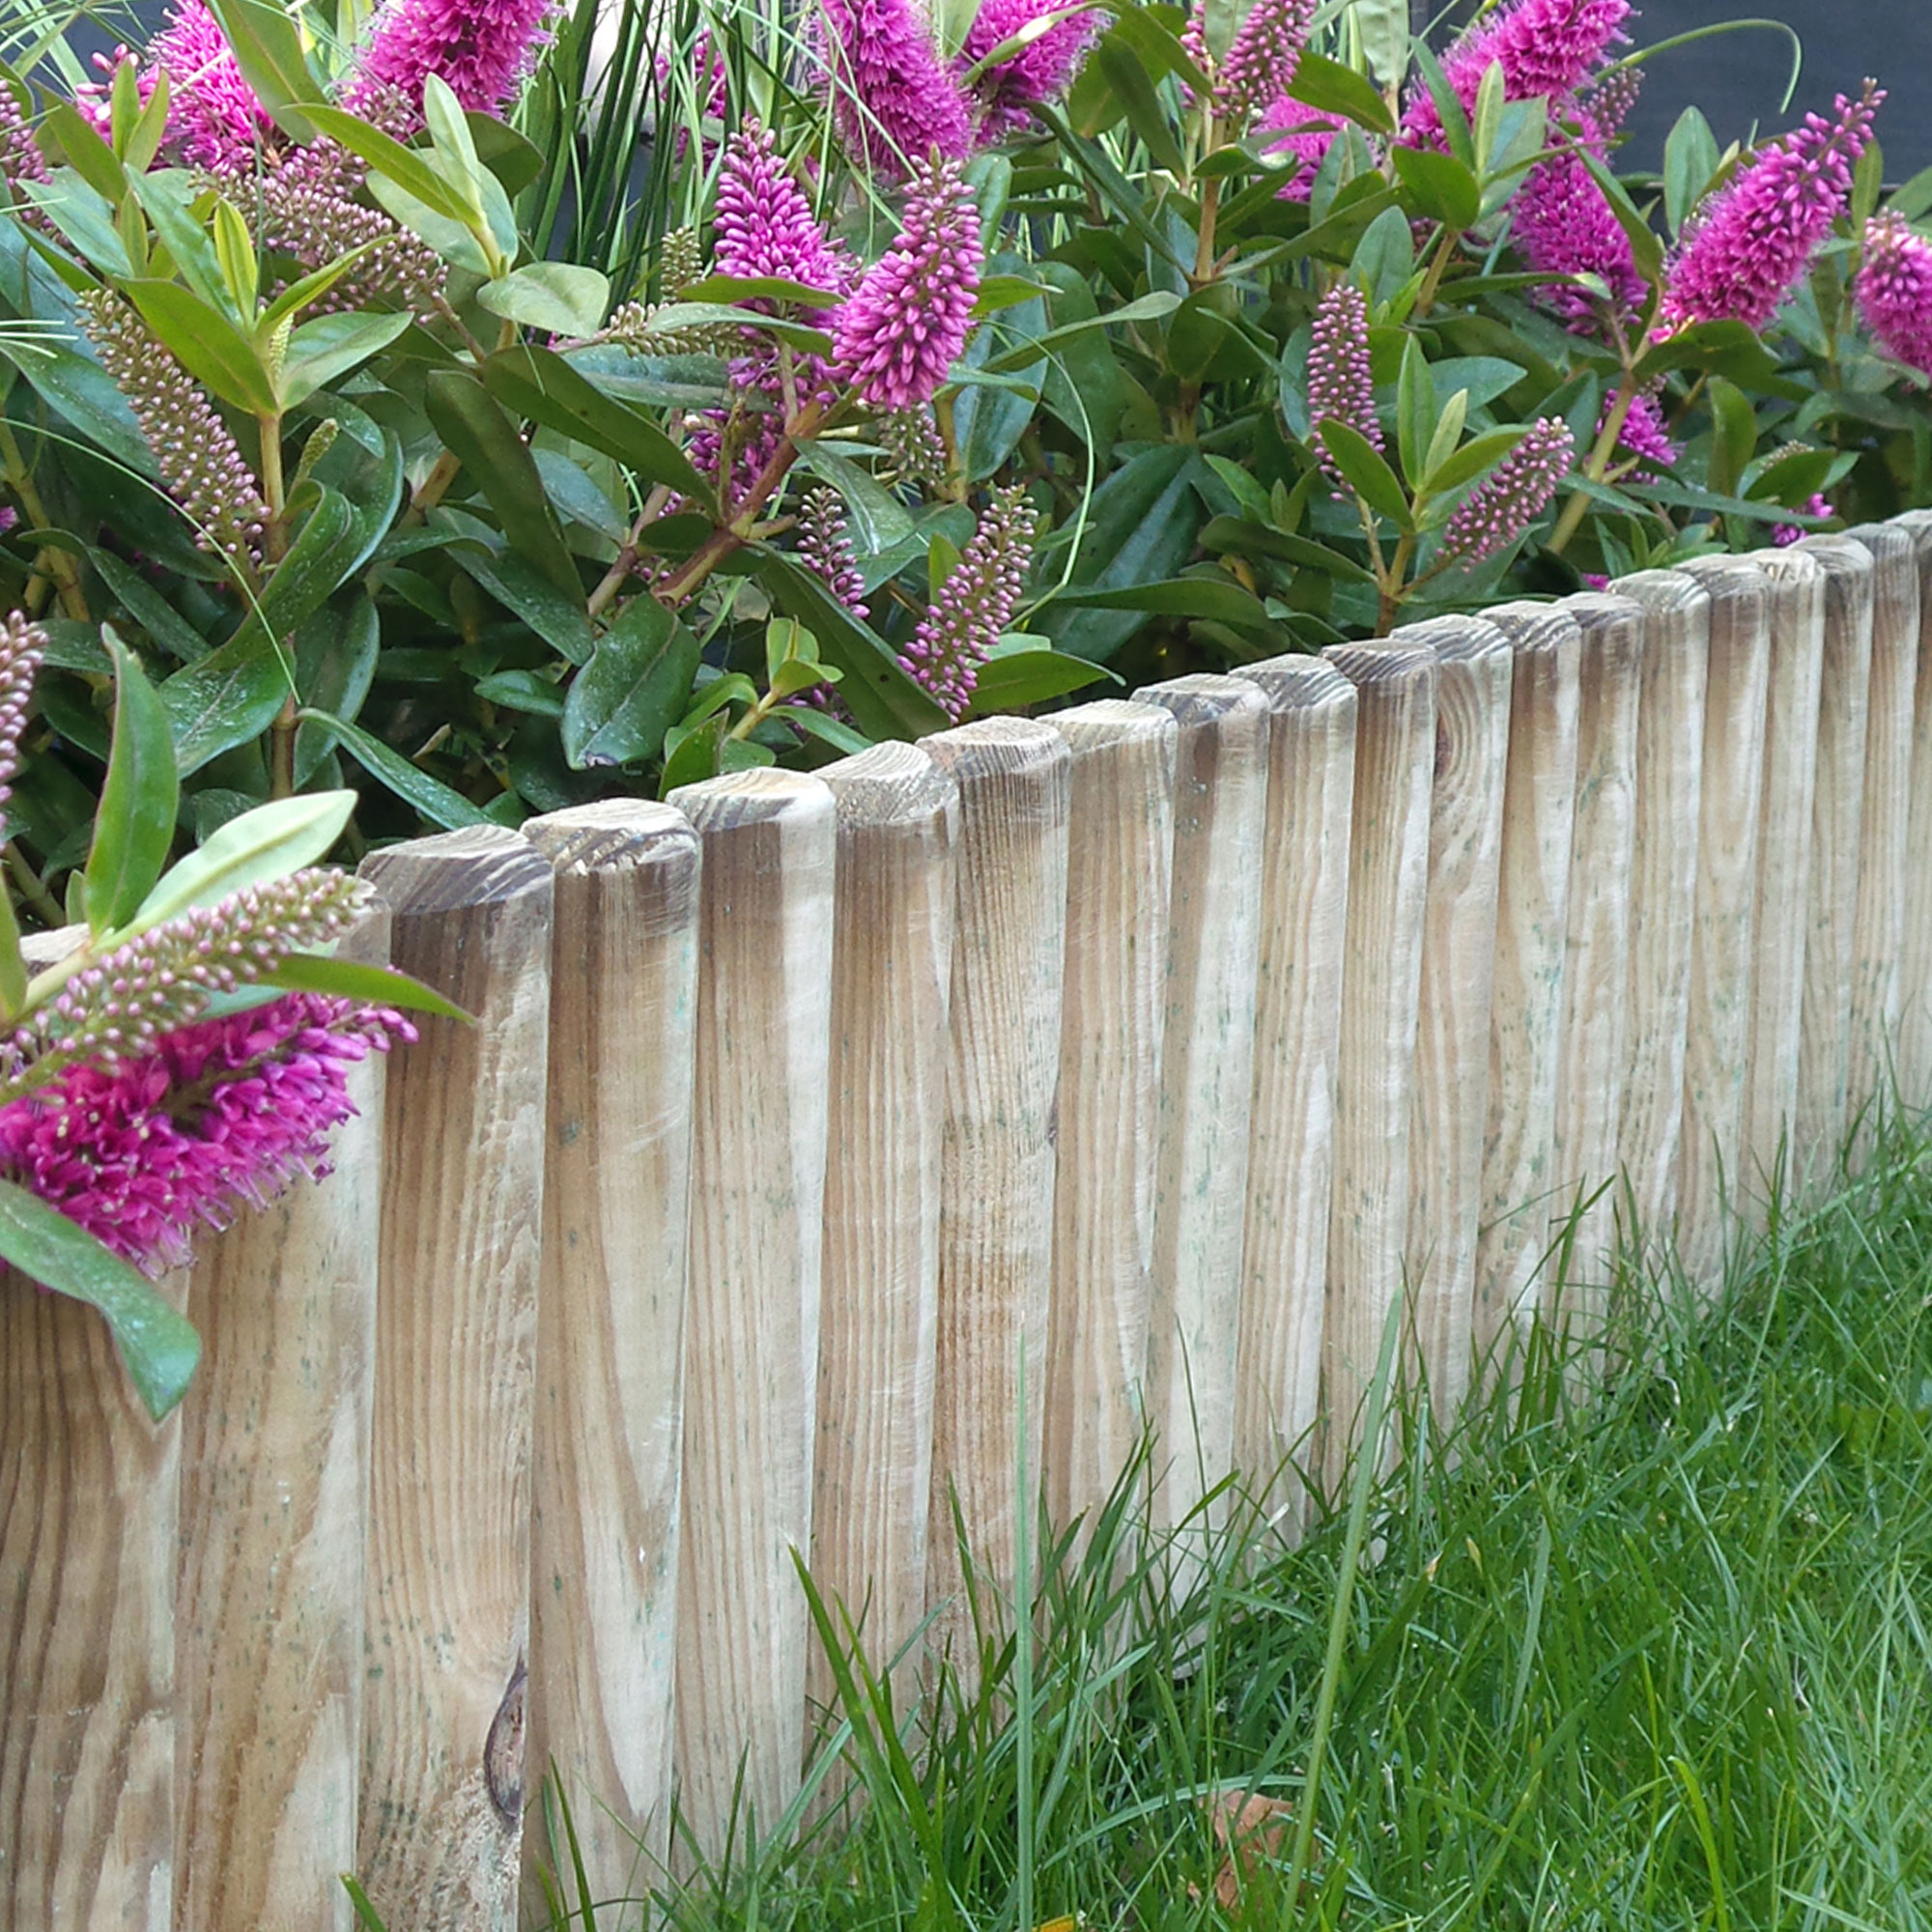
[529, 1120, 1932, 1932]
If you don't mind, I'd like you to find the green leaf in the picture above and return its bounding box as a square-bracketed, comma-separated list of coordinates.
[474, 668, 566, 716]
[1284, 49, 1396, 135]
[205, 0, 321, 137]
[482, 346, 715, 510]
[1391, 146, 1481, 233]
[122, 279, 278, 416]
[224, 487, 361, 662]
[1662, 105, 1720, 239]
[1889, 163, 1932, 223]
[952, 270, 1048, 481]
[961, 649, 1116, 716]
[1053, 576, 1277, 629]
[297, 711, 491, 827]
[1420, 424, 1529, 496]
[461, 551, 596, 666]
[277, 310, 412, 410]
[783, 705, 874, 757]
[1199, 515, 1378, 584]
[660, 712, 727, 792]
[128, 791, 355, 935]
[1707, 376, 1756, 499]
[1319, 417, 1413, 527]
[560, 598, 700, 768]
[477, 263, 612, 338]
[981, 289, 1181, 372]
[1350, 205, 1416, 308]
[1633, 318, 1794, 395]
[1420, 387, 1469, 488]
[41, 100, 128, 203]
[1352, 0, 1410, 90]
[1395, 334, 1434, 490]
[259, 952, 473, 1023]
[85, 631, 180, 933]
[0, 1179, 201, 1421]
[292, 596, 381, 787]
[1574, 146, 1665, 285]
[212, 196, 258, 319]
[0, 886, 24, 1021]
[295, 102, 477, 224]
[1410, 41, 1475, 169]
[425, 370, 582, 596]
[158, 635, 291, 777]
[754, 548, 952, 740]
[1094, 39, 1185, 176]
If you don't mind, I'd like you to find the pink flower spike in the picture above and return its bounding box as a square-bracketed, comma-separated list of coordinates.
[1659, 84, 1885, 334]
[833, 154, 983, 410]
[1261, 101, 1344, 202]
[899, 484, 1037, 719]
[817, 0, 973, 179]
[1213, 0, 1316, 125]
[0, 611, 45, 839]
[1512, 150, 1645, 326]
[1856, 213, 1932, 377]
[961, 0, 1099, 142]
[713, 122, 852, 304]
[1606, 390, 1677, 471]
[1402, 0, 1631, 147]
[1438, 416, 1576, 568]
[1774, 493, 1833, 546]
[797, 488, 869, 620]
[1307, 282, 1381, 483]
[148, 0, 273, 170]
[349, 0, 553, 122]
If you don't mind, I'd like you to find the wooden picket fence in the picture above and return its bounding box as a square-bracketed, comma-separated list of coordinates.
[4, 512, 1930, 1931]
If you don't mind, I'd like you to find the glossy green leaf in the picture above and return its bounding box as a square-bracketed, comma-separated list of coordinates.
[205, 0, 321, 136]
[1391, 146, 1481, 233]
[477, 263, 612, 338]
[277, 309, 412, 409]
[1419, 424, 1529, 496]
[1199, 515, 1378, 584]
[961, 648, 1116, 716]
[474, 668, 566, 716]
[0, 887, 24, 1022]
[0, 1179, 202, 1420]
[259, 952, 473, 1023]
[1707, 376, 1757, 498]
[1053, 576, 1277, 629]
[42, 100, 128, 203]
[1574, 146, 1665, 285]
[560, 597, 700, 769]
[1094, 40, 1185, 176]
[1283, 49, 1396, 134]
[982, 289, 1182, 372]
[481, 346, 715, 509]
[85, 631, 180, 933]
[1319, 417, 1412, 526]
[123, 279, 277, 416]
[157, 634, 291, 776]
[1395, 333, 1434, 489]
[461, 551, 596, 666]
[660, 712, 727, 792]
[298, 710, 491, 827]
[1662, 105, 1720, 238]
[224, 487, 361, 662]
[128, 791, 355, 935]
[425, 369, 582, 596]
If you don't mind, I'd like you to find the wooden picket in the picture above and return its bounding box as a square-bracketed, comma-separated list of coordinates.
[9, 513, 1932, 1926]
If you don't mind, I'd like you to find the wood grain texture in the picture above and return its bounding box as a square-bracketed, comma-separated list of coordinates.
[1607, 572, 1710, 1270]
[1894, 510, 1932, 1109]
[1393, 616, 1512, 1426]
[1738, 547, 1826, 1215]
[1321, 640, 1436, 1488]
[809, 745, 957, 1723]
[1671, 558, 1772, 1293]
[1472, 604, 1580, 1375]
[1, 1267, 181, 1932]
[1226, 660, 1354, 1531]
[1791, 536, 1875, 1194]
[521, 804, 700, 1901]
[1134, 675, 1269, 1536]
[918, 720, 1070, 1660]
[173, 907, 391, 1932]
[356, 826, 554, 1932]
[1844, 523, 1921, 1144]
[667, 771, 836, 1858]
[1549, 594, 1643, 1338]
[1043, 702, 1176, 1544]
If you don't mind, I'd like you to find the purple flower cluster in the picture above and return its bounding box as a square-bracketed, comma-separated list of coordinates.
[1438, 416, 1576, 567]
[1774, 494, 1833, 546]
[1512, 143, 1645, 327]
[1261, 104, 1345, 203]
[960, 0, 1099, 140]
[0, 76, 51, 212]
[1856, 213, 1932, 377]
[797, 487, 869, 619]
[713, 123, 852, 300]
[147, 0, 273, 171]
[816, 0, 973, 178]
[1659, 85, 1884, 333]
[0, 995, 412, 1273]
[1403, 0, 1631, 147]
[1607, 389, 1678, 471]
[349, 0, 552, 122]
[833, 154, 982, 409]
[900, 485, 1037, 718]
[1307, 283, 1381, 480]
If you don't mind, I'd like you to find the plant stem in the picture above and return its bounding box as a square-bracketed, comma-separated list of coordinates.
[1548, 377, 1637, 556]
[408, 449, 463, 521]
[0, 421, 89, 623]
[5, 840, 66, 928]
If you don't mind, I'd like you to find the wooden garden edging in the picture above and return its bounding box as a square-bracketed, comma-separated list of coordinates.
[4, 515, 1930, 1930]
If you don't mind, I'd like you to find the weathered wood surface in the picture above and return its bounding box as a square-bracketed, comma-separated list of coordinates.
[1472, 604, 1579, 1375]
[1895, 510, 1932, 1108]
[522, 804, 700, 1900]
[356, 827, 554, 1932]
[918, 720, 1070, 1657]
[1792, 536, 1875, 1194]
[1394, 616, 1512, 1423]
[1672, 558, 1771, 1291]
[1844, 524, 1921, 1141]
[1, 1266, 182, 1932]
[1227, 660, 1354, 1530]
[1135, 675, 1269, 1535]
[810, 746, 956, 1722]
[1321, 639, 1435, 1485]
[1549, 595, 1643, 1339]
[667, 772, 836, 1857]
[1607, 572, 1710, 1271]
[173, 907, 391, 1932]
[1044, 702, 1176, 1542]
[1738, 546, 1826, 1214]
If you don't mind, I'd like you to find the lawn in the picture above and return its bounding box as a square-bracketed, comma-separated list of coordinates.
[524, 1123, 1932, 1932]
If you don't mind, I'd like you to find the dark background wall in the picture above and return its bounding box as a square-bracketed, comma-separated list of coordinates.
[1424, 0, 1932, 179]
